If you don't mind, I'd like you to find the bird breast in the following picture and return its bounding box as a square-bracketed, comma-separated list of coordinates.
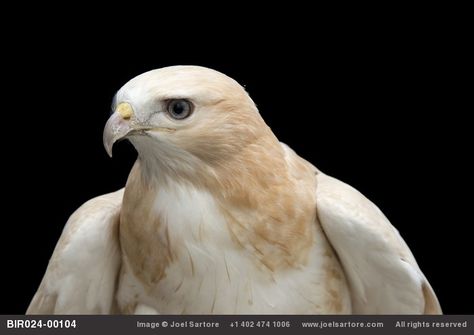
[117, 166, 351, 314]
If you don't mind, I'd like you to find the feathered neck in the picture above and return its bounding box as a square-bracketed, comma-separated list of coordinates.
[127, 130, 316, 270]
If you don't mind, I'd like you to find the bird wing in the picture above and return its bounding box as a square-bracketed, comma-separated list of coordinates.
[27, 189, 123, 314]
[315, 173, 441, 314]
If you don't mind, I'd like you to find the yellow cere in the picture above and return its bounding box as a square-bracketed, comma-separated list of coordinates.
[116, 102, 133, 120]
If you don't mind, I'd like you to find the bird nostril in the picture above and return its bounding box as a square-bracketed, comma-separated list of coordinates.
[116, 102, 133, 120]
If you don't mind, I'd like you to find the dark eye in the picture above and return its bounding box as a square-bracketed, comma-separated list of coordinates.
[167, 99, 193, 120]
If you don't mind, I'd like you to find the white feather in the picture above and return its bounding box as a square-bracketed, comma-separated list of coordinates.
[27, 190, 123, 314]
[315, 173, 441, 314]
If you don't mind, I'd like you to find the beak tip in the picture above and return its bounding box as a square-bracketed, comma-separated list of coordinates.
[104, 141, 114, 158]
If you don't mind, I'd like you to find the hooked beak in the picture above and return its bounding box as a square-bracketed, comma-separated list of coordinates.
[103, 102, 135, 157]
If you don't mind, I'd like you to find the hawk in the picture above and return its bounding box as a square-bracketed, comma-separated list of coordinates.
[27, 66, 441, 314]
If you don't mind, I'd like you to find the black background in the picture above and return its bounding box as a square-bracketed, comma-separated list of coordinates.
[1, 17, 471, 315]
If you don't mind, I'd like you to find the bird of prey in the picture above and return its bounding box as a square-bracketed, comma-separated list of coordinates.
[27, 66, 441, 314]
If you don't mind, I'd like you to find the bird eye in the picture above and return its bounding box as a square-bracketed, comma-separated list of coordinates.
[167, 99, 193, 120]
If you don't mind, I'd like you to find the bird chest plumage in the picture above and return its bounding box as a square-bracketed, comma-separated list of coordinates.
[117, 153, 351, 314]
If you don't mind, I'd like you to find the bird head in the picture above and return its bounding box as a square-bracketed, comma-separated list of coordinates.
[103, 66, 270, 181]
